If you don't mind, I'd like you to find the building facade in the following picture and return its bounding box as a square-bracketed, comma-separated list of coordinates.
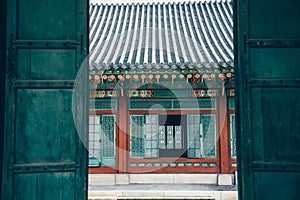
[88, 0, 236, 174]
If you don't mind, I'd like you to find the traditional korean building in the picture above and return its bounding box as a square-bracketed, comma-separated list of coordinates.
[88, 0, 236, 174]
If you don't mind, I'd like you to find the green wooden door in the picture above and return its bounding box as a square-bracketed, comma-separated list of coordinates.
[2, 0, 88, 199]
[236, 0, 300, 199]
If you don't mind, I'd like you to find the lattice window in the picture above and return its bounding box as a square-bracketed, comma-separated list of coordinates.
[166, 125, 174, 149]
[187, 114, 217, 158]
[230, 114, 236, 158]
[175, 126, 183, 149]
[101, 115, 116, 166]
[145, 115, 159, 158]
[187, 115, 201, 158]
[201, 114, 216, 158]
[159, 125, 166, 149]
[89, 115, 101, 166]
[88, 115, 116, 167]
[130, 115, 159, 158]
[130, 115, 145, 157]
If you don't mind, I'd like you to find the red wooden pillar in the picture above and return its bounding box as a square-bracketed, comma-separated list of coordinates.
[219, 94, 230, 174]
[118, 94, 128, 173]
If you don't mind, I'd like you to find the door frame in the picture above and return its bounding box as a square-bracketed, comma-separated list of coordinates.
[0, 0, 243, 198]
[0, 0, 7, 197]
[2, 0, 89, 199]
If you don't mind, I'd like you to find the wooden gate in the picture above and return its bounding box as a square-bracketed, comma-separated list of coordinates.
[236, 0, 300, 199]
[2, 0, 88, 199]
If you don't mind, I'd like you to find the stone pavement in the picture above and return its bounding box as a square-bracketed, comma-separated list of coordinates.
[88, 184, 238, 200]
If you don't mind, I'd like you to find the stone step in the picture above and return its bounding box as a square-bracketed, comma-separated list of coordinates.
[89, 197, 214, 200]
[88, 191, 237, 200]
[89, 174, 235, 186]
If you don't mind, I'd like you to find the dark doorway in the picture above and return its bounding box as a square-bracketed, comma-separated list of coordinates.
[158, 115, 187, 158]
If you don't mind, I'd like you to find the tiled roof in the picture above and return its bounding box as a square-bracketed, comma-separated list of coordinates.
[89, 0, 233, 70]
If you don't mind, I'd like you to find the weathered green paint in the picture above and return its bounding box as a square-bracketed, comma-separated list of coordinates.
[3, 0, 88, 199]
[0, 0, 7, 197]
[236, 0, 300, 199]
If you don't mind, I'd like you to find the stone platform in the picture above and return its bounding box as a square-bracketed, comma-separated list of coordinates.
[88, 174, 238, 200]
[89, 174, 236, 186]
[88, 184, 238, 200]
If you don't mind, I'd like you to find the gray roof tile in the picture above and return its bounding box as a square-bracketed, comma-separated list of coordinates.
[89, 1, 233, 70]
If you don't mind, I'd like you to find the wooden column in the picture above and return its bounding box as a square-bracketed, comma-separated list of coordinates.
[219, 94, 230, 174]
[118, 93, 128, 173]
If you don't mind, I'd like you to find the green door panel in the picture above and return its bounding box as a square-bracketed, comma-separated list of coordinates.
[14, 172, 76, 200]
[18, 0, 76, 40]
[249, 0, 300, 39]
[254, 172, 300, 199]
[17, 49, 77, 80]
[13, 174, 37, 200]
[36, 172, 76, 200]
[237, 0, 300, 199]
[15, 89, 76, 164]
[251, 88, 300, 163]
[250, 48, 300, 79]
[3, 0, 88, 199]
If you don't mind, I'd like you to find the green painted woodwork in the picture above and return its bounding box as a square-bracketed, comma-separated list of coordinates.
[230, 114, 236, 158]
[3, 0, 88, 199]
[250, 48, 300, 79]
[187, 115, 201, 158]
[144, 115, 159, 158]
[18, 0, 76, 40]
[17, 49, 76, 80]
[187, 114, 217, 158]
[130, 115, 159, 158]
[89, 115, 101, 166]
[253, 172, 300, 200]
[251, 88, 300, 163]
[228, 98, 235, 110]
[15, 89, 76, 164]
[130, 115, 145, 158]
[88, 115, 116, 166]
[101, 115, 116, 166]
[201, 114, 217, 158]
[14, 172, 75, 200]
[130, 99, 216, 110]
[249, 1, 300, 39]
[237, 0, 300, 199]
[173, 99, 216, 110]
[154, 90, 191, 98]
[130, 100, 173, 110]
[90, 99, 117, 110]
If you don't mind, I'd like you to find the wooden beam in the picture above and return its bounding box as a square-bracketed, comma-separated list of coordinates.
[219, 94, 230, 174]
[118, 95, 128, 173]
